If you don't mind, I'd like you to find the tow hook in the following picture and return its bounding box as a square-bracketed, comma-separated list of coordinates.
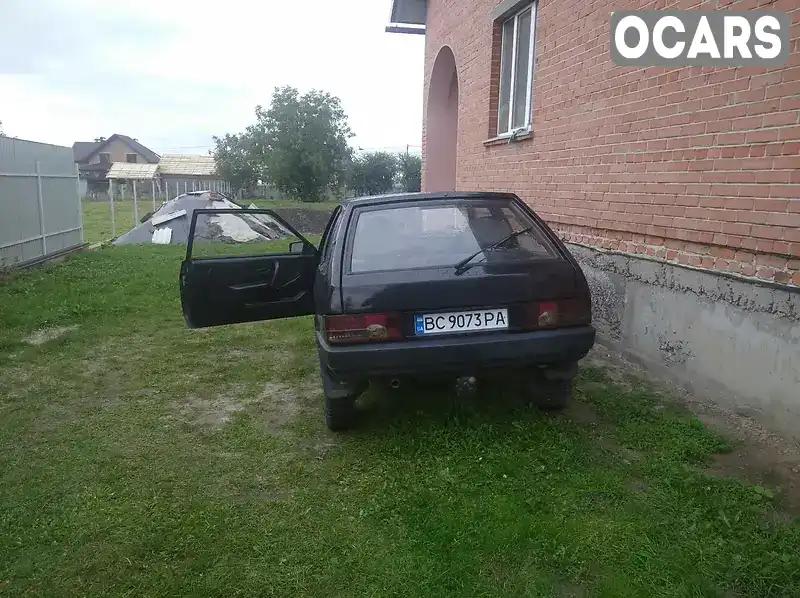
[455, 375, 478, 398]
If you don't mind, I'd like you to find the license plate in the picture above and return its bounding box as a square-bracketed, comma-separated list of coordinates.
[414, 309, 508, 335]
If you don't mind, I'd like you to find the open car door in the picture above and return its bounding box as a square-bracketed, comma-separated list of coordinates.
[179, 208, 321, 329]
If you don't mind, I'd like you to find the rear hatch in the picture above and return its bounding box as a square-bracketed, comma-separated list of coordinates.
[336, 197, 587, 339]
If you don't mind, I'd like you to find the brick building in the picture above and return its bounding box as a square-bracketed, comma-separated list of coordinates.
[388, 0, 799, 437]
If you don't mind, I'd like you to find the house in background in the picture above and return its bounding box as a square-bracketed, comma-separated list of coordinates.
[72, 134, 161, 195]
[72, 136, 229, 199]
[158, 154, 227, 198]
[387, 0, 799, 437]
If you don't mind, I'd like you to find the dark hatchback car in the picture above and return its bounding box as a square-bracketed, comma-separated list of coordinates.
[179, 192, 596, 431]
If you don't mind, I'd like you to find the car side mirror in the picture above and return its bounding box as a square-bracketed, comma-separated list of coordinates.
[289, 240, 306, 254]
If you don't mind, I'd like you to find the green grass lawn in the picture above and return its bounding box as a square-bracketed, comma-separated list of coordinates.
[81, 199, 338, 244]
[246, 198, 340, 211]
[1, 246, 799, 597]
[81, 199, 140, 244]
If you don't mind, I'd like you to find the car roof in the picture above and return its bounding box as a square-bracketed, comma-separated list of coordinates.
[340, 191, 520, 209]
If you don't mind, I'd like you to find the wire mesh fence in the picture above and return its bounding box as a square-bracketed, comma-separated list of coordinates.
[81, 179, 231, 243]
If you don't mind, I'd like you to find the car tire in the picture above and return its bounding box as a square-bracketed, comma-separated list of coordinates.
[324, 394, 356, 431]
[318, 354, 363, 432]
[532, 378, 573, 411]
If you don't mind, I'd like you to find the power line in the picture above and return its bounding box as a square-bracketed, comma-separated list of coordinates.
[354, 145, 421, 154]
[154, 146, 214, 153]
[153, 144, 422, 154]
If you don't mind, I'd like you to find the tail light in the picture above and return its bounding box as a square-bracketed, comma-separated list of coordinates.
[523, 298, 591, 330]
[324, 313, 403, 345]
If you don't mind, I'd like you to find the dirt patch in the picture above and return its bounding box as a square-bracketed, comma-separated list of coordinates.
[0, 364, 42, 401]
[619, 447, 644, 463]
[172, 379, 318, 433]
[79, 335, 154, 379]
[553, 580, 586, 598]
[23, 325, 79, 346]
[2, 363, 37, 384]
[255, 378, 322, 433]
[566, 396, 624, 458]
[261, 346, 297, 370]
[310, 441, 340, 459]
[223, 345, 296, 368]
[176, 393, 254, 429]
[587, 345, 800, 514]
[255, 381, 303, 432]
[704, 436, 800, 514]
[173, 382, 261, 429]
[566, 399, 602, 427]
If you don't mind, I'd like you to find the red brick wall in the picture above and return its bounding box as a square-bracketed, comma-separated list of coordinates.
[422, 0, 800, 286]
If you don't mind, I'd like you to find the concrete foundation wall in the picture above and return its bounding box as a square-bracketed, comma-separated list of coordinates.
[569, 243, 800, 441]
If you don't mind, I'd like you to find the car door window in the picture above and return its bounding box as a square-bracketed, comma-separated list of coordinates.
[189, 210, 314, 259]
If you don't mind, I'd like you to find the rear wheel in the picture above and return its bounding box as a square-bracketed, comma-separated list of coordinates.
[324, 393, 356, 431]
[528, 363, 577, 411]
[318, 354, 362, 432]
[534, 378, 572, 410]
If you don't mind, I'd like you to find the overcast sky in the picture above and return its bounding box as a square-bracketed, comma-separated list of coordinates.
[0, 0, 425, 154]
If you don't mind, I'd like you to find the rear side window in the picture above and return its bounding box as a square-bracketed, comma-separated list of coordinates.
[348, 199, 557, 273]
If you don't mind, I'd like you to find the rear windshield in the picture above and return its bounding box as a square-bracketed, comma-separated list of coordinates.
[349, 199, 558, 273]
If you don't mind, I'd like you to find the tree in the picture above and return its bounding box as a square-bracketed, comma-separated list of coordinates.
[93, 136, 106, 143]
[249, 86, 353, 202]
[397, 153, 421, 192]
[212, 133, 260, 195]
[348, 151, 398, 197]
[0, 120, 5, 137]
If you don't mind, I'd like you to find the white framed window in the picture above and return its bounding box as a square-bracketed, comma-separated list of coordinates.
[497, 2, 537, 136]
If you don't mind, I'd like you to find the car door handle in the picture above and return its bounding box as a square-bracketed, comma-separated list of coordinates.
[269, 262, 279, 287]
[231, 262, 280, 292]
[231, 280, 272, 291]
[256, 263, 281, 286]
[231, 272, 301, 293]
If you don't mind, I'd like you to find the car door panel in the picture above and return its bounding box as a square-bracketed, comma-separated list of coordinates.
[179, 208, 320, 329]
[181, 254, 317, 328]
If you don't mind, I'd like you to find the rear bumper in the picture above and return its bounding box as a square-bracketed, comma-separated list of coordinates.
[317, 326, 596, 380]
